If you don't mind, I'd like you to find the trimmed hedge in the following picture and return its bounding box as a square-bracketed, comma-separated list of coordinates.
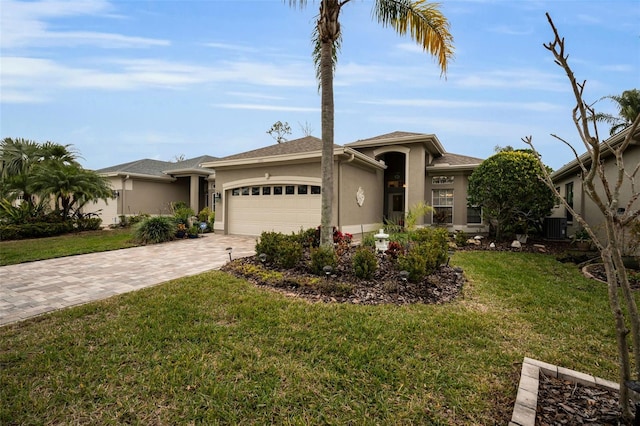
[0, 221, 75, 241]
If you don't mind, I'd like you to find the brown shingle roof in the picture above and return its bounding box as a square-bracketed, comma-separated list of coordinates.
[430, 152, 484, 167]
[346, 131, 427, 146]
[217, 136, 332, 161]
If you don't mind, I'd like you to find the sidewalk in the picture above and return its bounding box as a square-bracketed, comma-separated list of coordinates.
[0, 234, 256, 326]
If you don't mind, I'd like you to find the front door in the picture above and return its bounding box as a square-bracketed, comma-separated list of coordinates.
[387, 193, 404, 226]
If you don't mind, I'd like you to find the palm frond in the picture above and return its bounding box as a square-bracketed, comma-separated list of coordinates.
[373, 0, 454, 76]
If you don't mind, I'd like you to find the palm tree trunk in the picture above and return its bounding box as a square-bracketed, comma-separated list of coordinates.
[319, 39, 334, 249]
[318, 0, 340, 249]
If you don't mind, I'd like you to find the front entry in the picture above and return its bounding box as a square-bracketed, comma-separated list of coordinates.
[379, 151, 407, 226]
[387, 193, 405, 226]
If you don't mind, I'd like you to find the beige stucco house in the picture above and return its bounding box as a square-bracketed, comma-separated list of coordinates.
[202, 131, 487, 236]
[549, 126, 640, 245]
[91, 156, 216, 226]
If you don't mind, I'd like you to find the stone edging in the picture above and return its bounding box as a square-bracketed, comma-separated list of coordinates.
[509, 357, 619, 426]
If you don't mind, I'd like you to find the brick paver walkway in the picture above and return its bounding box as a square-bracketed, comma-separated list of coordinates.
[0, 234, 256, 326]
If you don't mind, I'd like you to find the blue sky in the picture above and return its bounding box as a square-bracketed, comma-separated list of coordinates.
[1, 0, 638, 171]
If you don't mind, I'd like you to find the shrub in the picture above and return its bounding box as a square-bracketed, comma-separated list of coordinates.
[276, 238, 303, 268]
[0, 221, 74, 240]
[310, 245, 338, 276]
[133, 216, 176, 244]
[173, 207, 195, 225]
[353, 247, 377, 279]
[410, 227, 448, 266]
[75, 217, 102, 231]
[256, 232, 283, 261]
[255, 231, 303, 268]
[397, 236, 448, 283]
[454, 230, 468, 247]
[397, 246, 429, 283]
[295, 227, 317, 248]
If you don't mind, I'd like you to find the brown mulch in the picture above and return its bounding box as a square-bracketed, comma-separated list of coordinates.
[220, 239, 638, 425]
[536, 371, 636, 425]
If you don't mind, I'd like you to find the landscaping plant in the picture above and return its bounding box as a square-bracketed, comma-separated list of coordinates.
[132, 216, 176, 245]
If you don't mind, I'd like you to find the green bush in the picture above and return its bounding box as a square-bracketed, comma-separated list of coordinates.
[276, 238, 303, 268]
[397, 236, 448, 283]
[409, 227, 448, 266]
[255, 231, 303, 268]
[133, 216, 176, 244]
[75, 217, 102, 231]
[255, 232, 283, 261]
[173, 206, 194, 226]
[0, 221, 74, 240]
[353, 247, 377, 279]
[397, 247, 429, 283]
[454, 230, 468, 247]
[310, 246, 338, 276]
[294, 227, 317, 248]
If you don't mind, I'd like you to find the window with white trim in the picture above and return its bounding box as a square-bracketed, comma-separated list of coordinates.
[432, 189, 453, 224]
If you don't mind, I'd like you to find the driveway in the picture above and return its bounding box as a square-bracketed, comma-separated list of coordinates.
[0, 234, 256, 326]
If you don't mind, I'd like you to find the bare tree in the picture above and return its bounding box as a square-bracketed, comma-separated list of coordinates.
[298, 120, 314, 137]
[266, 121, 292, 144]
[524, 13, 640, 420]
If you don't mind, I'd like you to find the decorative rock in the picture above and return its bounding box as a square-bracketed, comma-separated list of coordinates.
[533, 244, 547, 253]
[511, 240, 522, 249]
[467, 238, 481, 246]
[489, 242, 496, 248]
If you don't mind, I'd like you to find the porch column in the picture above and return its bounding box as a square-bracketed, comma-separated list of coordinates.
[190, 175, 199, 213]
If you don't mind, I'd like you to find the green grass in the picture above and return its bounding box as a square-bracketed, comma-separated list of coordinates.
[1, 250, 631, 425]
[0, 228, 136, 265]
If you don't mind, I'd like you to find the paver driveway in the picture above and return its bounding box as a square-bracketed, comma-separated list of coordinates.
[0, 234, 256, 326]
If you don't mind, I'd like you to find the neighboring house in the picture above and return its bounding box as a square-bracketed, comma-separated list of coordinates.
[201, 131, 487, 236]
[549, 126, 640, 244]
[88, 156, 217, 226]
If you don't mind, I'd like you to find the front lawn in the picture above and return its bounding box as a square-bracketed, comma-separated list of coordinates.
[0, 250, 626, 424]
[0, 228, 136, 266]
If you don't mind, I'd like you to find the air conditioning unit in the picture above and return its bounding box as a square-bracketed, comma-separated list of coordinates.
[543, 217, 567, 240]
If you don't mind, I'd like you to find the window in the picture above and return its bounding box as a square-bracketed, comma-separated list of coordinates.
[241, 187, 249, 196]
[432, 189, 453, 224]
[565, 182, 574, 223]
[232, 188, 240, 196]
[251, 187, 260, 196]
[467, 206, 482, 224]
[298, 185, 308, 195]
[311, 185, 321, 194]
[273, 186, 283, 195]
[285, 185, 295, 195]
[432, 176, 454, 185]
[262, 186, 271, 195]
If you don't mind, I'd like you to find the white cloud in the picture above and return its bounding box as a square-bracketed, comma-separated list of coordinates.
[359, 98, 562, 112]
[454, 69, 566, 91]
[1, 0, 167, 49]
[213, 104, 319, 112]
[203, 42, 258, 53]
[0, 56, 316, 103]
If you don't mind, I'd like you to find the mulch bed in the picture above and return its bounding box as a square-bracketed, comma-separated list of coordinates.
[536, 371, 636, 425]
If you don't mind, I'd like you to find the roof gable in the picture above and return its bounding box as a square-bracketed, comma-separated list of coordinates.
[216, 136, 328, 161]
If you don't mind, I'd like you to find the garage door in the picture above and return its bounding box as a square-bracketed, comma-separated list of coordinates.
[228, 184, 321, 236]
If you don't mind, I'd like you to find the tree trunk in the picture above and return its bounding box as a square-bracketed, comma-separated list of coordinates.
[318, 0, 340, 249]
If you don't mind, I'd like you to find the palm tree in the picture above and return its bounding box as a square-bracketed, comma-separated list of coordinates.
[30, 162, 112, 220]
[288, 0, 454, 247]
[593, 88, 640, 135]
[0, 138, 42, 207]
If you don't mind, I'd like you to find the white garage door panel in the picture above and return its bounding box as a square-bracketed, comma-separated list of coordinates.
[228, 192, 320, 236]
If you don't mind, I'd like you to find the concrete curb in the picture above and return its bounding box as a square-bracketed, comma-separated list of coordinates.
[509, 357, 619, 426]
